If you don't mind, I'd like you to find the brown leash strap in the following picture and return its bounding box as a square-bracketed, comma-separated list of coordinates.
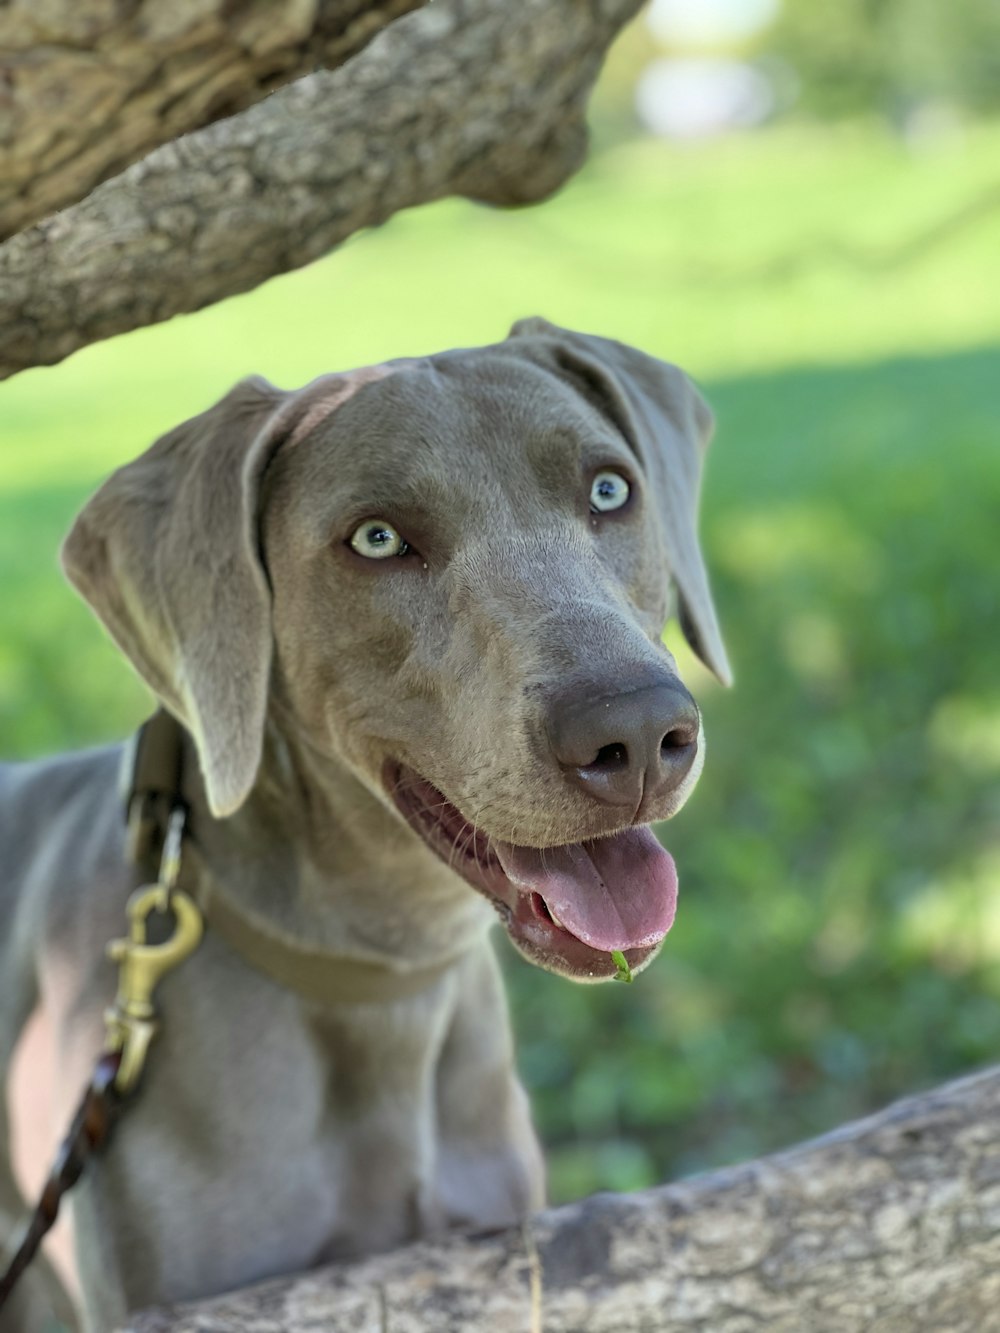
[0, 1054, 122, 1313]
[0, 734, 202, 1315]
[122, 708, 186, 866]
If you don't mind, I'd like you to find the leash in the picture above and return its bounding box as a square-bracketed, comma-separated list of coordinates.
[1, 710, 458, 1311]
[0, 1053, 122, 1313]
[0, 805, 202, 1313]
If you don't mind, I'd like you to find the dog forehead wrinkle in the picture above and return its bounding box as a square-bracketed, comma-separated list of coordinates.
[430, 357, 621, 477]
[274, 359, 624, 547]
[339, 350, 594, 460]
[321, 359, 479, 446]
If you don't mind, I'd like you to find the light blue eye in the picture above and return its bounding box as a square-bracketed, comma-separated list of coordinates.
[350, 520, 408, 559]
[590, 470, 630, 513]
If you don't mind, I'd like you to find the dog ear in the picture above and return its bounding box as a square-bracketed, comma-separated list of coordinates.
[62, 377, 290, 817]
[508, 317, 732, 687]
[62, 370, 387, 817]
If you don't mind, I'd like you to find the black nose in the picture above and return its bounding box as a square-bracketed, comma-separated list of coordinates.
[548, 681, 700, 810]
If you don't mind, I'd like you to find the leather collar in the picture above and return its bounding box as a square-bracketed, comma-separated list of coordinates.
[121, 710, 459, 1006]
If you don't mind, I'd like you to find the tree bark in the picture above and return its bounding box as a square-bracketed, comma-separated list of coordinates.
[0, 0, 427, 242]
[0, 0, 643, 381]
[124, 1064, 1000, 1332]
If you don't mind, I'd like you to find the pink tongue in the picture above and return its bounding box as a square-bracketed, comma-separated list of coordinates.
[494, 826, 678, 951]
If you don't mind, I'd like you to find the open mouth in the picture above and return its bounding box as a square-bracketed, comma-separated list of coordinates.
[385, 762, 678, 981]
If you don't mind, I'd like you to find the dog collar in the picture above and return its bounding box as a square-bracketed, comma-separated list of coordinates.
[122, 710, 461, 1007]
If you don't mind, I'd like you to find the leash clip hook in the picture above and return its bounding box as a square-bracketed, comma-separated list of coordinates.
[104, 809, 203, 1094]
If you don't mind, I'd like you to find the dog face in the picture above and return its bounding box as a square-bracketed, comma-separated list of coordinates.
[63, 320, 730, 982]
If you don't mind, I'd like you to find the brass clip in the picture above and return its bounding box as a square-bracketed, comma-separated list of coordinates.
[104, 883, 203, 1094]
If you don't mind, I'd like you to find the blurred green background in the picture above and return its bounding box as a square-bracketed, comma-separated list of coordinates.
[2, 2, 998, 1203]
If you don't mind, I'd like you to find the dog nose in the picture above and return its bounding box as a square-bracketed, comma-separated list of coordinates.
[548, 682, 700, 809]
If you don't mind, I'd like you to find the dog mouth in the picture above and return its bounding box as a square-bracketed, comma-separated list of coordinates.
[385, 762, 677, 981]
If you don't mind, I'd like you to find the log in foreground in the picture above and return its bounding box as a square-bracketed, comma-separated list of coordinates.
[0, 0, 643, 380]
[125, 1065, 1000, 1332]
[0, 0, 427, 242]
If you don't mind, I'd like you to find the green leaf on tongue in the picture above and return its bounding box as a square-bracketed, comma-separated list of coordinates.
[611, 950, 634, 984]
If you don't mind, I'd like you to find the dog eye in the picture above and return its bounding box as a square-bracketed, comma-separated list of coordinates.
[590, 470, 630, 513]
[349, 520, 410, 559]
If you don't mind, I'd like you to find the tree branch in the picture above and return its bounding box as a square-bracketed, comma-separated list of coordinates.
[0, 0, 428, 241]
[125, 1065, 1000, 1332]
[0, 0, 643, 380]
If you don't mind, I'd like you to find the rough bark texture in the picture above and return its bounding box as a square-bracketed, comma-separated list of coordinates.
[0, 0, 427, 241]
[0, 0, 643, 380]
[124, 1065, 1000, 1332]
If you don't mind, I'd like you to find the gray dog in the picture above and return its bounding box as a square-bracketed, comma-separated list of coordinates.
[0, 318, 730, 1331]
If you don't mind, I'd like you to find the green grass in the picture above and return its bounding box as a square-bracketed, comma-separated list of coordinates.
[2, 121, 998, 1201]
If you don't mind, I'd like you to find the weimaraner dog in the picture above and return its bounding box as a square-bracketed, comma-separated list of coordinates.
[0, 318, 730, 1331]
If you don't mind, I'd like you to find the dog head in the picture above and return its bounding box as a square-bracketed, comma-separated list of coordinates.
[63, 319, 730, 981]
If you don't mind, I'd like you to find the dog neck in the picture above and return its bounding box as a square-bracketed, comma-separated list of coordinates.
[180, 715, 495, 972]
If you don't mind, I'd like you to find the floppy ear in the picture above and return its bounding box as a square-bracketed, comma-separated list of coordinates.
[62, 377, 293, 816]
[508, 317, 733, 687]
[62, 369, 389, 817]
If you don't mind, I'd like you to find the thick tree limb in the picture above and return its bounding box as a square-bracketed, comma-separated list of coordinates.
[0, 0, 643, 380]
[124, 1065, 1000, 1332]
[0, 0, 427, 241]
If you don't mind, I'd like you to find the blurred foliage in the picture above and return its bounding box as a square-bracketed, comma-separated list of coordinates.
[1, 118, 999, 1204]
[768, 0, 1000, 121]
[591, 0, 1000, 133]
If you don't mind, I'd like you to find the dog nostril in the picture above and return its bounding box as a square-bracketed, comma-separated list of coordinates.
[661, 727, 695, 752]
[591, 742, 629, 771]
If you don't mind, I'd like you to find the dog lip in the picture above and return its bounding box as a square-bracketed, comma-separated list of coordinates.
[386, 759, 505, 878]
[384, 759, 509, 887]
[383, 760, 659, 979]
